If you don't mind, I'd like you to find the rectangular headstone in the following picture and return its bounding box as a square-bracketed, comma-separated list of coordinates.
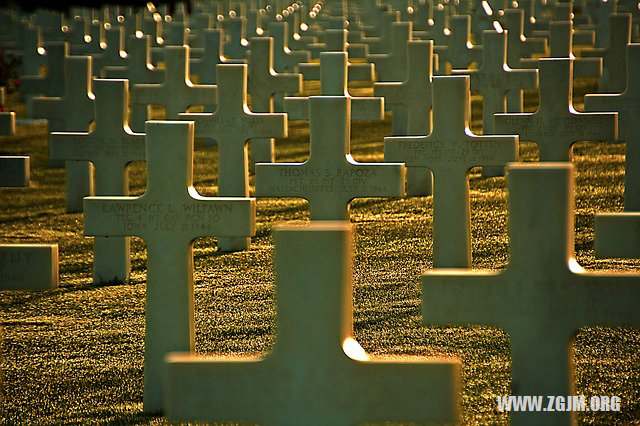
[0, 156, 30, 187]
[0, 245, 58, 290]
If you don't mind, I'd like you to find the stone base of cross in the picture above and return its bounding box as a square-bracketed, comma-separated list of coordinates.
[165, 222, 461, 424]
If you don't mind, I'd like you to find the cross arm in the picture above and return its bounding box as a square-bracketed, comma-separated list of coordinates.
[594, 213, 640, 258]
[50, 131, 146, 163]
[30, 97, 64, 121]
[574, 57, 602, 78]
[186, 193, 257, 239]
[383, 135, 426, 166]
[254, 162, 310, 199]
[132, 83, 165, 105]
[83, 196, 148, 239]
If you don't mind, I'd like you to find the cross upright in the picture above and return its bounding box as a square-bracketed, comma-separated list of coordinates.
[585, 43, 640, 211]
[31, 55, 95, 213]
[284, 52, 384, 121]
[385, 76, 517, 268]
[83, 120, 256, 414]
[582, 13, 631, 93]
[374, 40, 434, 197]
[434, 15, 482, 71]
[256, 96, 405, 220]
[247, 36, 302, 163]
[103, 34, 164, 132]
[49, 79, 145, 284]
[422, 162, 640, 425]
[132, 45, 218, 119]
[165, 221, 460, 424]
[496, 58, 618, 161]
[189, 29, 244, 84]
[367, 21, 412, 82]
[270, 21, 311, 73]
[180, 64, 286, 251]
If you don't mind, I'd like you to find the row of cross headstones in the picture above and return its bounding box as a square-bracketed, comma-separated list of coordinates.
[2, 0, 640, 424]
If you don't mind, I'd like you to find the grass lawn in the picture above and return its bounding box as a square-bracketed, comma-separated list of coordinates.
[1, 76, 639, 424]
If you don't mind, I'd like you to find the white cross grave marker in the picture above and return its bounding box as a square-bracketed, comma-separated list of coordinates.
[270, 21, 311, 72]
[495, 58, 618, 161]
[30, 55, 95, 213]
[367, 21, 411, 82]
[180, 64, 286, 251]
[454, 30, 537, 177]
[585, 43, 640, 210]
[422, 162, 640, 425]
[50, 79, 145, 284]
[582, 13, 631, 93]
[256, 96, 405, 220]
[385, 76, 517, 268]
[375, 40, 434, 197]
[247, 37, 302, 163]
[165, 221, 461, 424]
[284, 52, 384, 121]
[103, 35, 164, 132]
[132, 45, 217, 119]
[83, 120, 256, 414]
[434, 15, 483, 70]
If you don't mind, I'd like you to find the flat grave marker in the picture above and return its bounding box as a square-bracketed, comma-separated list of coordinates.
[0, 245, 58, 290]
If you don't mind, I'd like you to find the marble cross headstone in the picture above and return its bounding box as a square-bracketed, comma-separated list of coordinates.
[103, 35, 164, 132]
[132, 45, 218, 119]
[374, 40, 434, 197]
[50, 79, 145, 284]
[496, 58, 618, 161]
[189, 29, 244, 84]
[454, 30, 537, 177]
[165, 221, 461, 424]
[549, 21, 602, 78]
[247, 37, 302, 163]
[284, 52, 384, 121]
[434, 15, 482, 70]
[256, 96, 405, 220]
[367, 21, 411, 82]
[180, 64, 286, 251]
[92, 26, 128, 76]
[0, 245, 59, 290]
[422, 162, 640, 425]
[585, 43, 640, 211]
[582, 13, 631, 93]
[83, 120, 256, 414]
[30, 55, 95, 213]
[385, 76, 517, 268]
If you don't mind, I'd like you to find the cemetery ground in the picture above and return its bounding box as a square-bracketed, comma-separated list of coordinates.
[1, 77, 639, 424]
